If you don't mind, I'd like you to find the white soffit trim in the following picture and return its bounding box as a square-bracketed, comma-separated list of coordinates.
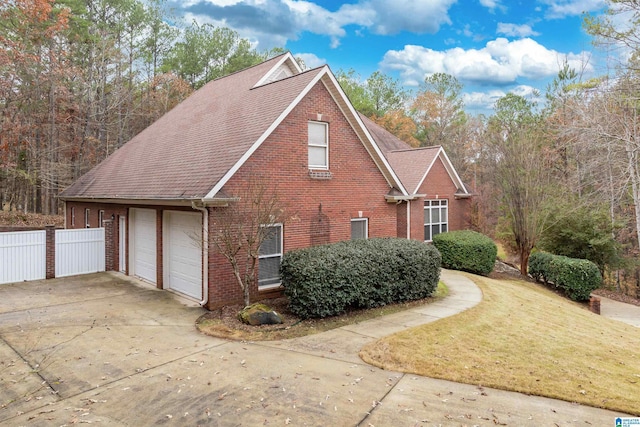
[203, 67, 327, 201]
[319, 71, 408, 195]
[253, 52, 303, 88]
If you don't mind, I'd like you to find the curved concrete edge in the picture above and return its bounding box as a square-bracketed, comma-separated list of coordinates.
[338, 268, 482, 340]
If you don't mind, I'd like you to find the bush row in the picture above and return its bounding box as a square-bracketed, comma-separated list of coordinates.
[432, 230, 497, 276]
[281, 238, 441, 319]
[528, 251, 602, 301]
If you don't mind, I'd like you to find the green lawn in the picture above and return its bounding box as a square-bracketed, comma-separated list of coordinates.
[360, 273, 640, 415]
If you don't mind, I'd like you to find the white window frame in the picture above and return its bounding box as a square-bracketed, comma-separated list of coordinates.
[99, 210, 105, 228]
[258, 223, 283, 289]
[308, 121, 329, 170]
[85, 208, 91, 228]
[351, 218, 368, 240]
[424, 199, 448, 242]
[71, 207, 75, 227]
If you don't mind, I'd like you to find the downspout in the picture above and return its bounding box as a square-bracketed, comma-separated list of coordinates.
[192, 201, 209, 307]
[406, 200, 411, 240]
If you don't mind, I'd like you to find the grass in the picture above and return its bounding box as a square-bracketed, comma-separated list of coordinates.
[360, 273, 640, 415]
[196, 282, 448, 341]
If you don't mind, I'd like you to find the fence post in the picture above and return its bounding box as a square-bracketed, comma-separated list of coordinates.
[45, 225, 55, 279]
[103, 219, 115, 271]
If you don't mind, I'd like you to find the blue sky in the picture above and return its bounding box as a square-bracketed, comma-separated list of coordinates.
[175, 0, 609, 114]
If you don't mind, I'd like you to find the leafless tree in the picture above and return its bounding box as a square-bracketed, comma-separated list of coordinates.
[209, 178, 289, 307]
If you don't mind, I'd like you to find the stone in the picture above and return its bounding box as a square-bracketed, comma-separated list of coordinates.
[238, 303, 283, 326]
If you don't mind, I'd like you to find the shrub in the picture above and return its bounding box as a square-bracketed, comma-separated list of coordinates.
[281, 238, 441, 319]
[528, 251, 553, 283]
[432, 230, 497, 275]
[528, 252, 602, 301]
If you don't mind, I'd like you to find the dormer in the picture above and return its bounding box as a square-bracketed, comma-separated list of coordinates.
[253, 52, 303, 88]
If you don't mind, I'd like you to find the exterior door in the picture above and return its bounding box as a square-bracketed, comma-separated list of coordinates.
[164, 211, 202, 299]
[130, 208, 156, 283]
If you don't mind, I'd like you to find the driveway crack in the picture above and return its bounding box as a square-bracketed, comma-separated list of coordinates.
[356, 372, 405, 426]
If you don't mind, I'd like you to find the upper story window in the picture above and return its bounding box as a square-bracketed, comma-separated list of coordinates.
[99, 210, 105, 228]
[308, 121, 328, 170]
[424, 199, 448, 242]
[71, 207, 75, 227]
[85, 208, 91, 228]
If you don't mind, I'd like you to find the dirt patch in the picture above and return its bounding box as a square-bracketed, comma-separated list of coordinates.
[197, 289, 447, 341]
[0, 211, 64, 228]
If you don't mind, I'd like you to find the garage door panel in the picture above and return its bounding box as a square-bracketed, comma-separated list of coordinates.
[165, 211, 202, 299]
[131, 208, 156, 283]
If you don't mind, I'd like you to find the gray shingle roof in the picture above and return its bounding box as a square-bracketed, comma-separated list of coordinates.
[60, 55, 322, 201]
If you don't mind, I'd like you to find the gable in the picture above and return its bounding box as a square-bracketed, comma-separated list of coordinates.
[60, 53, 406, 205]
[384, 146, 468, 196]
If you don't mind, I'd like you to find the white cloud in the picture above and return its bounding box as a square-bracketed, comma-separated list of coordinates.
[294, 52, 326, 69]
[182, 0, 457, 50]
[541, 0, 606, 19]
[497, 23, 540, 38]
[479, 0, 500, 8]
[381, 38, 594, 86]
[464, 85, 542, 113]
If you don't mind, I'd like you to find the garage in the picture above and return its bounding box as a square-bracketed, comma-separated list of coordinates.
[164, 211, 202, 300]
[130, 208, 157, 283]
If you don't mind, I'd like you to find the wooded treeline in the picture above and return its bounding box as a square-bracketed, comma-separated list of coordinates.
[0, 0, 278, 214]
[2, 0, 640, 292]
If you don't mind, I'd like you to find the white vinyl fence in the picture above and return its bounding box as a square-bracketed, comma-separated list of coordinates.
[55, 228, 105, 277]
[0, 230, 46, 284]
[0, 228, 105, 285]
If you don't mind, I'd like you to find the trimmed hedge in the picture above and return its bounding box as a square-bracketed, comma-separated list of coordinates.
[432, 230, 497, 275]
[528, 252, 602, 301]
[281, 238, 441, 319]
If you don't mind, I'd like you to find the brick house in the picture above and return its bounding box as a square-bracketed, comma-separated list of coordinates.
[59, 53, 471, 309]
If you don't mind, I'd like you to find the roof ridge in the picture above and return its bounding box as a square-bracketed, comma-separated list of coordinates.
[250, 65, 325, 90]
[389, 145, 442, 153]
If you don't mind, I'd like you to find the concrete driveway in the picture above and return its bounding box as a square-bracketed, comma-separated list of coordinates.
[0, 272, 630, 426]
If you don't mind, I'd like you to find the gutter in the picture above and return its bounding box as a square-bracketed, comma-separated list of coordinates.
[191, 201, 209, 307]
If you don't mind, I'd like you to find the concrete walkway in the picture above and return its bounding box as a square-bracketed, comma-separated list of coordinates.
[0, 271, 633, 426]
[599, 295, 640, 327]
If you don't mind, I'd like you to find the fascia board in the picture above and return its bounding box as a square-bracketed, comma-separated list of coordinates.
[203, 68, 327, 201]
[319, 71, 409, 195]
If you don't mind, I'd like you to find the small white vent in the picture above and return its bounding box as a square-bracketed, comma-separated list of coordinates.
[309, 170, 333, 180]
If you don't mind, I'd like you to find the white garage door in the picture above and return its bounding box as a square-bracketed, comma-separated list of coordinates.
[164, 211, 202, 299]
[131, 208, 157, 283]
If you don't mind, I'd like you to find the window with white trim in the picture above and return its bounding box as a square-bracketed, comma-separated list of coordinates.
[85, 208, 91, 228]
[258, 224, 283, 289]
[424, 199, 448, 242]
[351, 218, 368, 240]
[308, 121, 328, 169]
[71, 207, 75, 227]
[99, 210, 105, 228]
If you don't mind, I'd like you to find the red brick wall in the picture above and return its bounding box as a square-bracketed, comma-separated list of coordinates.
[411, 157, 471, 240]
[65, 83, 402, 310]
[205, 82, 398, 308]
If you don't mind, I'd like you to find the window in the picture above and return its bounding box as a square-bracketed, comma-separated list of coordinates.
[351, 218, 368, 240]
[99, 210, 105, 228]
[308, 121, 328, 169]
[85, 208, 91, 228]
[71, 207, 75, 227]
[424, 199, 448, 242]
[258, 224, 283, 289]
